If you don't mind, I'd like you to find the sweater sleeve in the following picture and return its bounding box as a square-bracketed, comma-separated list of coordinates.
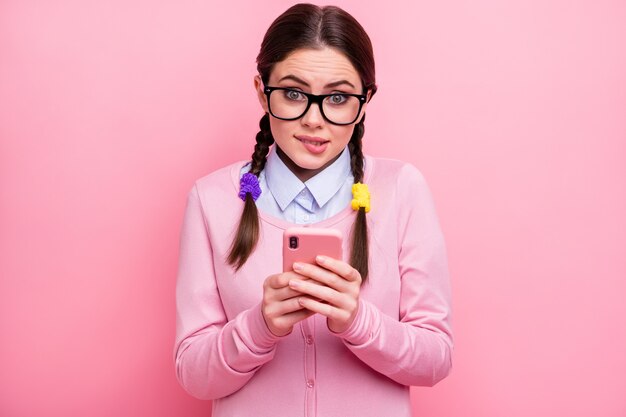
[333, 164, 454, 387]
[173, 183, 283, 400]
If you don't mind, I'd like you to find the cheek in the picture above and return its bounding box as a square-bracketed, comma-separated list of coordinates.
[268, 118, 292, 143]
[331, 125, 356, 145]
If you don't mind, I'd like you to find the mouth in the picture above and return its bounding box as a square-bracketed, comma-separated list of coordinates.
[295, 135, 330, 155]
[295, 135, 330, 145]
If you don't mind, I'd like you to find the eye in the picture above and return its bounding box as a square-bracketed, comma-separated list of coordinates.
[328, 94, 348, 105]
[284, 89, 305, 101]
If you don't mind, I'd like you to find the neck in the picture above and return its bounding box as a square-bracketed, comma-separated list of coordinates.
[276, 146, 343, 182]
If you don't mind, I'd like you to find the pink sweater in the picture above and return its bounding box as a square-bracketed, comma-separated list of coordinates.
[174, 155, 453, 417]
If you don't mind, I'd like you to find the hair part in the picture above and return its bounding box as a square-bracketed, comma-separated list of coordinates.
[257, 4, 377, 97]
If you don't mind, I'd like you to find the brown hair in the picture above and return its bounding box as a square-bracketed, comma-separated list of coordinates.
[227, 3, 377, 281]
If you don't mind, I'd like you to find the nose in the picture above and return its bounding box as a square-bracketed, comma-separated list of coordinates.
[300, 101, 325, 128]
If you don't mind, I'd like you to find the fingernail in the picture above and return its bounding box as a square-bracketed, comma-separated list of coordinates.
[293, 262, 302, 271]
[316, 255, 326, 264]
[289, 280, 300, 288]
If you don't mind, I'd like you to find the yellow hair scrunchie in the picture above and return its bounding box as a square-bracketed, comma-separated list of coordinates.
[351, 183, 371, 213]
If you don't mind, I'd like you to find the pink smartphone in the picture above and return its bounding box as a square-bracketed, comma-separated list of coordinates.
[283, 227, 343, 272]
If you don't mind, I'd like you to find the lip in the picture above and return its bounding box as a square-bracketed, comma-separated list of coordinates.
[295, 135, 329, 143]
[295, 135, 330, 144]
[295, 135, 330, 155]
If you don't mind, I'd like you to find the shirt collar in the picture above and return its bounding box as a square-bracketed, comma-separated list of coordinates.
[265, 146, 305, 211]
[264, 145, 353, 211]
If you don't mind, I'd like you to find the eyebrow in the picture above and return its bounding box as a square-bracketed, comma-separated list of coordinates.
[277, 74, 356, 90]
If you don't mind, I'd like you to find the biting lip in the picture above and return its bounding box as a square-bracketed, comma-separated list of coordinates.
[295, 135, 330, 145]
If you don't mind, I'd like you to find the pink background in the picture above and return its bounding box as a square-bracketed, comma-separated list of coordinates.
[1, 1, 625, 416]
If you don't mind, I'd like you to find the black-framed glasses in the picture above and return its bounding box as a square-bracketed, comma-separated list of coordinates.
[263, 86, 367, 125]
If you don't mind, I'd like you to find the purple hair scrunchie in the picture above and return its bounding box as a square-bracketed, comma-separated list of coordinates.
[238, 172, 262, 202]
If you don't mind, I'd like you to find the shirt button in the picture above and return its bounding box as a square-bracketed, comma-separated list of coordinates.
[303, 214, 310, 221]
[307, 380, 315, 388]
[306, 336, 314, 345]
[300, 190, 306, 196]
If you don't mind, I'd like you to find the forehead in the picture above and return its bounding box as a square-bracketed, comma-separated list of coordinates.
[269, 47, 361, 89]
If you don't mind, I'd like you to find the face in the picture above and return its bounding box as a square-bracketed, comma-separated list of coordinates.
[254, 47, 370, 182]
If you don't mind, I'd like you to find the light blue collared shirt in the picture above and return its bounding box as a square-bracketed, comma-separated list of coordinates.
[239, 145, 354, 224]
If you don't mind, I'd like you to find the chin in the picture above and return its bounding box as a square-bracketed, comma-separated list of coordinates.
[292, 154, 329, 170]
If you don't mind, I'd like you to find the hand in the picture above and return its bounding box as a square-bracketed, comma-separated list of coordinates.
[261, 272, 315, 337]
[288, 256, 362, 334]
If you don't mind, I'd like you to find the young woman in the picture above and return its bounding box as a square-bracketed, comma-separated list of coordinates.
[174, 4, 453, 416]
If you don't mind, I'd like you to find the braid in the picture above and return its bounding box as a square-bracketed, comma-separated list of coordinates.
[348, 115, 366, 182]
[227, 113, 274, 270]
[348, 115, 369, 282]
[250, 113, 274, 175]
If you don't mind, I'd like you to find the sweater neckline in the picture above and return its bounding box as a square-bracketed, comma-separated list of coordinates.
[229, 154, 374, 230]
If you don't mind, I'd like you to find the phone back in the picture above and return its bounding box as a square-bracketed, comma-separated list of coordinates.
[283, 227, 343, 272]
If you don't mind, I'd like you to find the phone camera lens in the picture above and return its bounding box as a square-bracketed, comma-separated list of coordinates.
[289, 236, 298, 249]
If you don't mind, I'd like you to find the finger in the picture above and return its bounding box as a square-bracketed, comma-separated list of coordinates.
[266, 271, 302, 289]
[264, 296, 308, 319]
[297, 297, 351, 323]
[274, 308, 316, 330]
[270, 285, 307, 302]
[292, 262, 351, 293]
[289, 278, 346, 309]
[315, 256, 362, 283]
